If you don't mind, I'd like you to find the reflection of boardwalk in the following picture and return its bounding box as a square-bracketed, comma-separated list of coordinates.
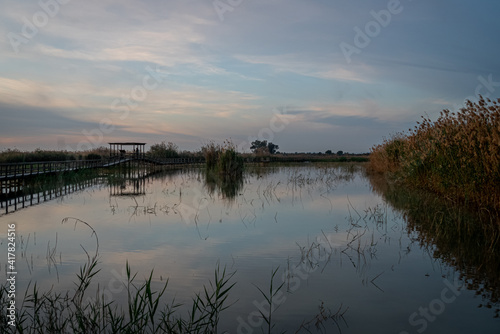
[0, 159, 107, 182]
[0, 177, 105, 215]
[0, 167, 186, 215]
[0, 157, 203, 182]
[0, 154, 204, 215]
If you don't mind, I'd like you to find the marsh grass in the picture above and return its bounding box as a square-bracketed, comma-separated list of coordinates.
[202, 140, 244, 177]
[0, 261, 236, 334]
[253, 267, 285, 334]
[1, 218, 236, 334]
[369, 97, 500, 218]
[0, 148, 110, 163]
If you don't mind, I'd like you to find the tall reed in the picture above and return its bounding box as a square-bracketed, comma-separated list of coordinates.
[202, 140, 244, 177]
[369, 96, 500, 216]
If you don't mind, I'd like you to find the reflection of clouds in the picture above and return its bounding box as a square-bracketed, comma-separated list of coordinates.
[0, 166, 385, 317]
[315, 231, 351, 249]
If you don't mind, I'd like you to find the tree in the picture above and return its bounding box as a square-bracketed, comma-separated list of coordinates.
[336, 150, 344, 156]
[250, 140, 267, 151]
[325, 150, 332, 155]
[267, 142, 279, 155]
[250, 140, 279, 155]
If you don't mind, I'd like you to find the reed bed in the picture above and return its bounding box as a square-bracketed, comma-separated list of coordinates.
[0, 263, 236, 334]
[0, 148, 110, 163]
[202, 140, 244, 177]
[369, 97, 500, 216]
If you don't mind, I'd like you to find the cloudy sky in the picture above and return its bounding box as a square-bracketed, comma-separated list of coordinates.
[1, 0, 499, 153]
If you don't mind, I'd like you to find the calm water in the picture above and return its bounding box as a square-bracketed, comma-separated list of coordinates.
[1, 164, 499, 333]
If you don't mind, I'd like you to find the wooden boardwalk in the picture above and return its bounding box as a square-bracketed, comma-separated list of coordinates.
[0, 157, 204, 182]
[0, 156, 203, 215]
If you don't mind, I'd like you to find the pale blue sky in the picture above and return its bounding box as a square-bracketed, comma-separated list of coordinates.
[1, 0, 499, 153]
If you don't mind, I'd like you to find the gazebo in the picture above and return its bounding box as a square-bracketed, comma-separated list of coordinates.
[109, 142, 146, 159]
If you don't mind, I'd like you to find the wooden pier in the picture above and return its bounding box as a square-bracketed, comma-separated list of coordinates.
[0, 142, 205, 215]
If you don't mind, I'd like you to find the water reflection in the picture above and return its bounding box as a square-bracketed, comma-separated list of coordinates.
[368, 172, 500, 314]
[2, 164, 500, 333]
[0, 171, 103, 215]
[107, 167, 149, 197]
[204, 169, 244, 201]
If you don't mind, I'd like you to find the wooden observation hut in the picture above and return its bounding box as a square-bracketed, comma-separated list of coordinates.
[109, 142, 146, 159]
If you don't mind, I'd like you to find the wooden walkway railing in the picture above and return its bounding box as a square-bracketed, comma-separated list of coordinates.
[0, 157, 205, 182]
[0, 158, 117, 181]
[142, 157, 204, 165]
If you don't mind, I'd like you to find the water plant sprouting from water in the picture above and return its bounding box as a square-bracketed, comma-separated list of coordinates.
[202, 140, 244, 178]
[0, 218, 237, 334]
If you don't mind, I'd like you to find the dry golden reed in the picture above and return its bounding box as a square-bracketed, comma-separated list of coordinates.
[369, 96, 500, 215]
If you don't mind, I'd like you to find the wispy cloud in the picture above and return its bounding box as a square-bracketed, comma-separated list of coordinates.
[1, 0, 499, 152]
[235, 53, 373, 83]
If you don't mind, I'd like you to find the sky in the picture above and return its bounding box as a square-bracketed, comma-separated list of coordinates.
[1, 0, 500, 154]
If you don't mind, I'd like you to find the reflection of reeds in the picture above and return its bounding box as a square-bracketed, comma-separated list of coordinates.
[204, 169, 244, 201]
[368, 173, 500, 313]
[297, 301, 348, 333]
[368, 97, 500, 216]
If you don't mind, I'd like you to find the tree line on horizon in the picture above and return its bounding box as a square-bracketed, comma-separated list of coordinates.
[0, 140, 356, 163]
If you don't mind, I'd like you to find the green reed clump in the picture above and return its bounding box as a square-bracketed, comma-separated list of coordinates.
[202, 142, 220, 170]
[202, 140, 244, 177]
[369, 96, 500, 214]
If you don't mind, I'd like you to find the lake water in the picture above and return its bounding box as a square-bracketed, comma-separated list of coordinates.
[1, 163, 499, 333]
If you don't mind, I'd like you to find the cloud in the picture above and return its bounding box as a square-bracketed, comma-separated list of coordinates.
[1, 0, 500, 152]
[289, 109, 383, 128]
[0, 102, 102, 135]
[234, 53, 373, 83]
